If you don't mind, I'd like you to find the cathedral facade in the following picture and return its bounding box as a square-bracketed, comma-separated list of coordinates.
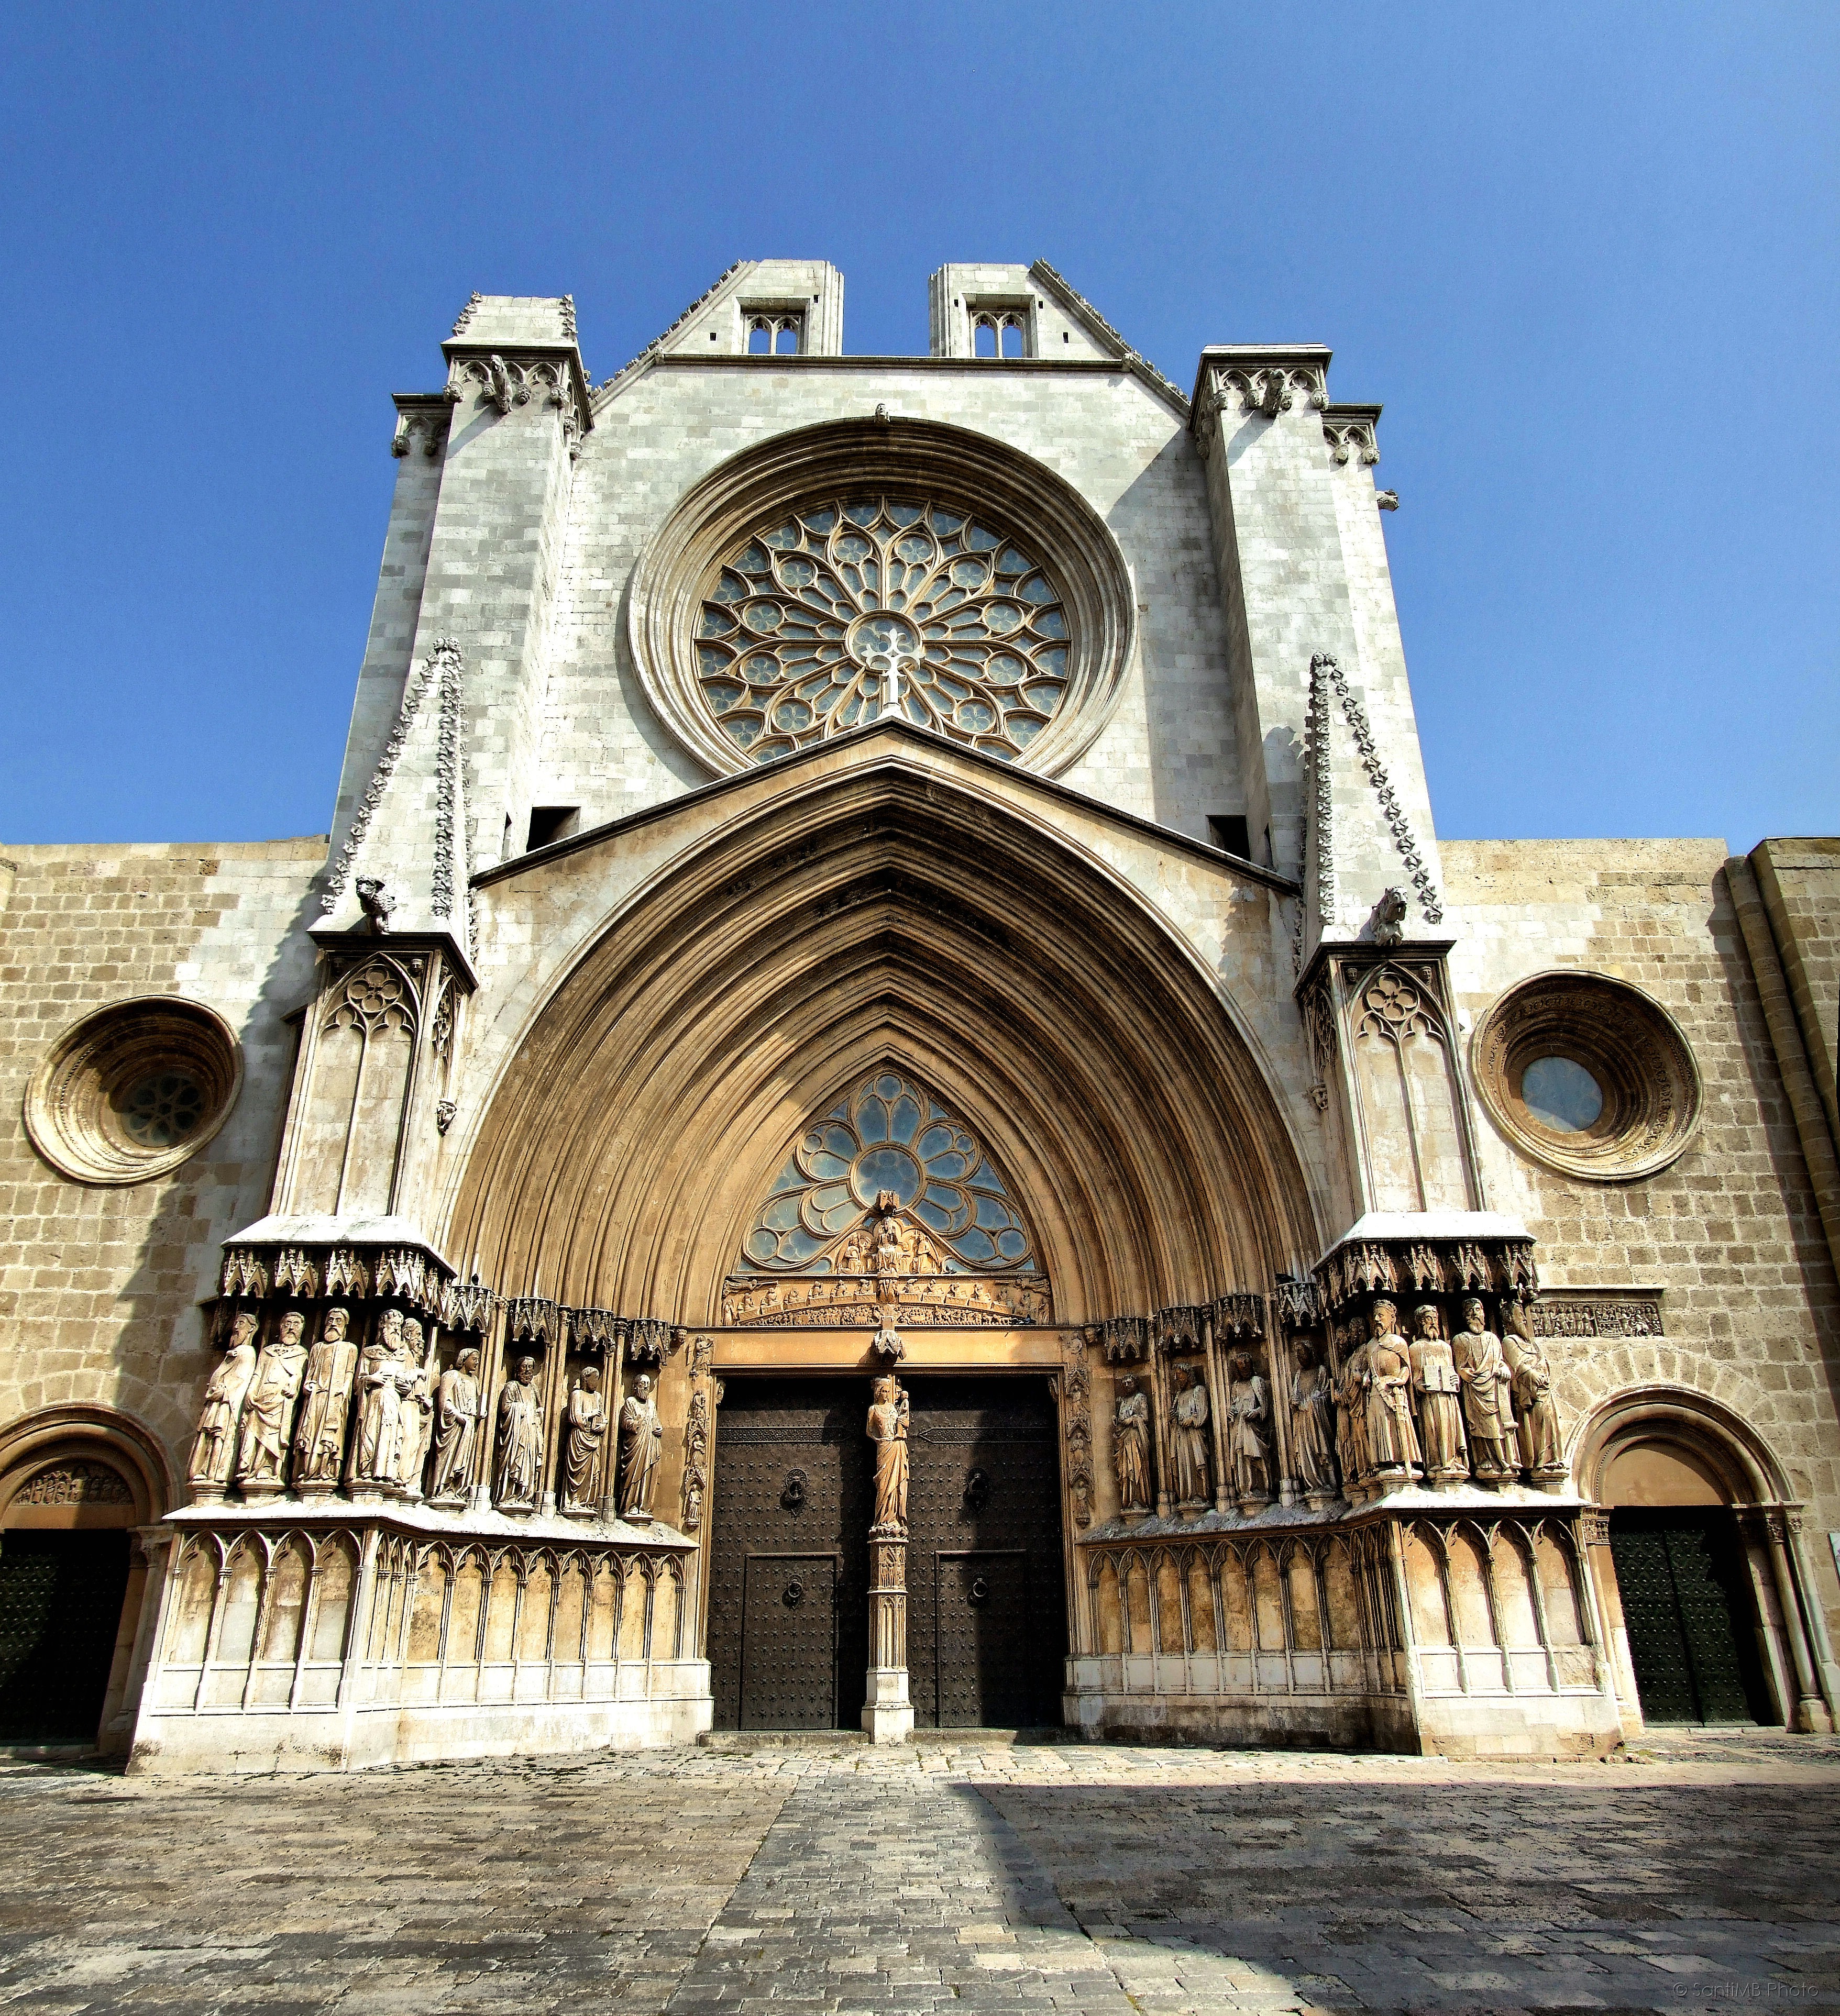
[2, 263, 1837, 1771]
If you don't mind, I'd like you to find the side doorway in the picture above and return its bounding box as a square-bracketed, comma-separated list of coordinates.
[707, 1378, 869, 1731]
[1609, 1509, 1772, 1725]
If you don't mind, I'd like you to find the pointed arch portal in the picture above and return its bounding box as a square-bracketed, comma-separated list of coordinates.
[444, 743, 1320, 1334]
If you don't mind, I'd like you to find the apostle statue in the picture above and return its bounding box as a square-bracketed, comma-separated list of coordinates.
[1112, 1373, 1152, 1515]
[187, 1313, 259, 1496]
[1337, 1327, 1373, 1485]
[494, 1354, 544, 1511]
[1453, 1297, 1517, 1480]
[615, 1370, 663, 1521]
[394, 1318, 435, 1498]
[293, 1306, 359, 1491]
[235, 1311, 311, 1492]
[562, 1366, 608, 1514]
[866, 1374, 910, 1535]
[427, 1346, 482, 1502]
[1407, 1303, 1467, 1485]
[1510, 1328, 1564, 1478]
[352, 1308, 406, 1490]
[1227, 1351, 1273, 1505]
[1169, 1364, 1211, 1509]
[1290, 1343, 1337, 1498]
[1364, 1300, 1422, 1478]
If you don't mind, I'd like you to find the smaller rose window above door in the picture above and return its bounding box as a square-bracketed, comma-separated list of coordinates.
[695, 499, 1072, 765]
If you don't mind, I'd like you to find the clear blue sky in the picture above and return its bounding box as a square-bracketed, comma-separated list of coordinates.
[2, 3, 1833, 852]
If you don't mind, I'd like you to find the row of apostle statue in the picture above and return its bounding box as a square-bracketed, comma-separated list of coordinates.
[1108, 1298, 1566, 1519]
[185, 1306, 668, 1522]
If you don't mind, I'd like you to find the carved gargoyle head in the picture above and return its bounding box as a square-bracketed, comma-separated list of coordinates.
[1369, 887, 1409, 945]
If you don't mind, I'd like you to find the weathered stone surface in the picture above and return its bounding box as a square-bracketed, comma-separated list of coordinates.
[2, 1736, 1837, 2013]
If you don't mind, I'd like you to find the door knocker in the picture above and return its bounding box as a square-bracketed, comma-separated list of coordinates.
[781, 1468, 807, 1511]
[784, 1579, 804, 1608]
[964, 1466, 990, 1513]
[968, 1575, 990, 1606]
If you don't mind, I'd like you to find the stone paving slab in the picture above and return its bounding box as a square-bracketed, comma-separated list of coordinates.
[0, 1733, 1835, 2014]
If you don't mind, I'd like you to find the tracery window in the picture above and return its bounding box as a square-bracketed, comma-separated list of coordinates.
[745, 314, 802, 356]
[973, 309, 1029, 359]
[725, 1069, 1049, 1326]
[695, 498, 1072, 764]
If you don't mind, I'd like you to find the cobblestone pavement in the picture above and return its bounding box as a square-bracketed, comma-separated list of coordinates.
[0, 1732, 1836, 2014]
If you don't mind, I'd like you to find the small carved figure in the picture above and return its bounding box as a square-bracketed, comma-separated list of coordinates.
[1511, 1333, 1564, 1476]
[235, 1312, 310, 1489]
[562, 1366, 607, 1513]
[615, 1371, 663, 1521]
[495, 1355, 544, 1511]
[1407, 1303, 1467, 1483]
[355, 876, 394, 934]
[294, 1306, 359, 1487]
[1227, 1352, 1272, 1503]
[681, 1384, 709, 1532]
[427, 1346, 482, 1500]
[1370, 886, 1408, 945]
[1453, 1297, 1517, 1479]
[1363, 1301, 1422, 1476]
[1170, 1364, 1211, 1509]
[1290, 1344, 1337, 1496]
[395, 1317, 435, 1496]
[1338, 1331, 1373, 1482]
[352, 1309, 406, 1488]
[1112, 1374, 1152, 1514]
[188, 1315, 259, 1493]
[867, 1374, 910, 1534]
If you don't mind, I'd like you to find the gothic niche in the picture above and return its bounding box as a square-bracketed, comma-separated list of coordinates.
[722, 1068, 1049, 1331]
[291, 957, 422, 1216]
[1347, 962, 1472, 1213]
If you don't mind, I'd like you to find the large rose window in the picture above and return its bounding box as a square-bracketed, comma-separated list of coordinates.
[695, 499, 1072, 764]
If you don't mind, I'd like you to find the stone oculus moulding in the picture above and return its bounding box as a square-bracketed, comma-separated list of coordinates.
[24, 994, 244, 1186]
[1468, 969, 1702, 1182]
[627, 416, 1138, 781]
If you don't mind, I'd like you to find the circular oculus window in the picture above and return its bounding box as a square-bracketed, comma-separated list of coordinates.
[24, 996, 243, 1186]
[1470, 971, 1701, 1182]
[628, 418, 1137, 781]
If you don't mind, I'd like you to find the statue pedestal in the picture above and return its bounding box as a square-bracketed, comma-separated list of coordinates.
[864, 1532, 912, 1744]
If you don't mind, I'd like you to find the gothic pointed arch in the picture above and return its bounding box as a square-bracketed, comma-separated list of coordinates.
[442, 735, 1322, 1324]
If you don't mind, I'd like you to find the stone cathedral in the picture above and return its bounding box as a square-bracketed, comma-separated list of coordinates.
[3, 261, 1837, 1773]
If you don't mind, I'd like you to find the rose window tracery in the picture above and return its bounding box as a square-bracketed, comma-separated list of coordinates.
[695, 499, 1072, 764]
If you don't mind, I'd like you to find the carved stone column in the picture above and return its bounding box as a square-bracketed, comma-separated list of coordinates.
[1748, 1508, 1834, 1733]
[863, 1535, 913, 1743]
[863, 1374, 912, 1742]
[1199, 1312, 1232, 1516]
[1578, 1504, 1644, 1740]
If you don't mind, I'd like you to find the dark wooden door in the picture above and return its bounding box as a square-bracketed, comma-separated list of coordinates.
[905, 1377, 1065, 1727]
[1611, 1510, 1770, 1724]
[708, 1378, 869, 1731]
[0, 1532, 130, 1743]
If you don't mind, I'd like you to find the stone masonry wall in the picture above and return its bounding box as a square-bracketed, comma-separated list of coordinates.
[0, 841, 322, 1487]
[539, 361, 1241, 844]
[1753, 837, 1840, 1148]
[1442, 837, 1840, 1636]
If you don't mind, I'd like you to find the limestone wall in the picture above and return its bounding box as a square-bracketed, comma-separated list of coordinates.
[1441, 837, 1840, 1634]
[0, 840, 322, 1481]
[519, 361, 1240, 846]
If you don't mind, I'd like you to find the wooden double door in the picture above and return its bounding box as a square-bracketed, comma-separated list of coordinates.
[1610, 1509, 1772, 1724]
[0, 1532, 130, 1743]
[707, 1375, 1065, 1731]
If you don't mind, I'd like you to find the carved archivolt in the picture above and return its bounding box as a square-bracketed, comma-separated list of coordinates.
[1470, 971, 1703, 1182]
[628, 417, 1137, 782]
